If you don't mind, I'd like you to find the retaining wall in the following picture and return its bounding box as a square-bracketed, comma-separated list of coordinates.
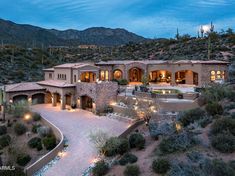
[25, 115, 64, 176]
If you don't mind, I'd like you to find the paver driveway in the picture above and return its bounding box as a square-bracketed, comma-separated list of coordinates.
[32, 104, 128, 176]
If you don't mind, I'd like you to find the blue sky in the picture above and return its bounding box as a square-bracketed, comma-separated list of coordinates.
[0, 0, 235, 38]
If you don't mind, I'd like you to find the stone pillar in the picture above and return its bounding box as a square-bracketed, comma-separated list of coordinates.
[171, 72, 176, 86]
[61, 94, 66, 110]
[28, 95, 32, 106]
[52, 93, 57, 107]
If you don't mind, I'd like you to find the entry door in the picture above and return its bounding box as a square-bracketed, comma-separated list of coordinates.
[193, 73, 198, 85]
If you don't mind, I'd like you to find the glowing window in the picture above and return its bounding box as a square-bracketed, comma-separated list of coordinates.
[217, 71, 221, 79]
[210, 71, 215, 81]
[113, 70, 122, 80]
[105, 71, 109, 80]
[100, 71, 105, 81]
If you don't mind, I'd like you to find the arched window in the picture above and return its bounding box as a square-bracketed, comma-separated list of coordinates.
[113, 70, 122, 80]
[211, 71, 216, 81]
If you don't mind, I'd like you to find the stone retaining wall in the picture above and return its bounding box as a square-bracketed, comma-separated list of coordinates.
[25, 115, 64, 176]
[119, 120, 144, 138]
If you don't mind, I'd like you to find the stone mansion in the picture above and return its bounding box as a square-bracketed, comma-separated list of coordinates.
[2, 60, 229, 113]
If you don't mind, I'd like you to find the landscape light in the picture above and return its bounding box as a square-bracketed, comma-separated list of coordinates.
[24, 113, 31, 121]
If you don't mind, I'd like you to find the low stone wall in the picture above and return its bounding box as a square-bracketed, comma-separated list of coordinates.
[111, 105, 137, 118]
[119, 120, 144, 138]
[25, 115, 64, 176]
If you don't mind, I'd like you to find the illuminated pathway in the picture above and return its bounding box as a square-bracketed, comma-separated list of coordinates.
[32, 104, 128, 176]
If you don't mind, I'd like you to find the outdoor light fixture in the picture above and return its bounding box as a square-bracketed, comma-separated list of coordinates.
[24, 113, 31, 121]
[9, 99, 13, 103]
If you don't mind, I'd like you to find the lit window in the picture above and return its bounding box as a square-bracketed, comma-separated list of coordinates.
[210, 71, 215, 81]
[113, 70, 122, 80]
[217, 71, 221, 79]
[100, 71, 105, 81]
[105, 71, 109, 80]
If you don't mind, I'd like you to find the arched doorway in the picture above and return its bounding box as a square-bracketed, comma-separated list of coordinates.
[45, 92, 52, 104]
[81, 95, 93, 111]
[32, 93, 45, 104]
[129, 68, 143, 82]
[113, 70, 123, 80]
[65, 94, 72, 106]
[13, 95, 28, 104]
[149, 70, 172, 83]
[80, 72, 96, 82]
[175, 70, 198, 85]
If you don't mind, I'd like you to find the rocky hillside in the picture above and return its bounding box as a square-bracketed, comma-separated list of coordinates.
[0, 19, 146, 47]
[0, 30, 235, 85]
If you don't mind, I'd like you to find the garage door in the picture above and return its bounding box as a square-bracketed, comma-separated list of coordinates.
[13, 95, 28, 104]
[32, 93, 45, 104]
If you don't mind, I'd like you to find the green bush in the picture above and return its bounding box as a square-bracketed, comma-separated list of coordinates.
[211, 118, 235, 136]
[206, 102, 223, 116]
[32, 124, 41, 133]
[179, 108, 206, 126]
[211, 133, 235, 153]
[32, 113, 41, 121]
[129, 133, 145, 149]
[152, 159, 170, 174]
[0, 125, 7, 135]
[16, 153, 31, 166]
[14, 123, 27, 135]
[118, 79, 129, 85]
[159, 132, 195, 154]
[28, 137, 42, 150]
[119, 153, 138, 166]
[92, 160, 109, 176]
[42, 136, 57, 150]
[124, 164, 140, 176]
[101, 137, 129, 157]
[0, 134, 11, 149]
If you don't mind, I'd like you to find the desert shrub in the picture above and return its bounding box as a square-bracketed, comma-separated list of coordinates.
[0, 125, 7, 135]
[202, 159, 235, 176]
[32, 113, 41, 121]
[42, 136, 57, 150]
[119, 153, 138, 166]
[168, 162, 203, 176]
[92, 160, 109, 176]
[211, 117, 235, 136]
[206, 102, 223, 116]
[28, 137, 42, 150]
[129, 133, 145, 149]
[32, 124, 41, 133]
[224, 102, 235, 111]
[37, 126, 51, 137]
[124, 164, 140, 176]
[198, 116, 212, 128]
[118, 79, 129, 85]
[211, 132, 235, 153]
[159, 132, 195, 154]
[89, 129, 109, 152]
[186, 151, 204, 163]
[16, 153, 31, 166]
[101, 137, 129, 157]
[103, 106, 113, 113]
[179, 108, 206, 126]
[0, 134, 11, 149]
[14, 123, 27, 135]
[229, 160, 235, 170]
[152, 159, 170, 174]
[11, 100, 30, 118]
[149, 122, 175, 139]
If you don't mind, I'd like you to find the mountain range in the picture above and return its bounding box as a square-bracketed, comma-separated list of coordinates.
[0, 18, 146, 47]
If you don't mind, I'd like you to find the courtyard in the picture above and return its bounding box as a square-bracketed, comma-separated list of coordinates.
[31, 104, 129, 176]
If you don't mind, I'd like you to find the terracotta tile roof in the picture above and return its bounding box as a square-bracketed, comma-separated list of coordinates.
[43, 68, 54, 71]
[5, 82, 45, 92]
[37, 80, 75, 88]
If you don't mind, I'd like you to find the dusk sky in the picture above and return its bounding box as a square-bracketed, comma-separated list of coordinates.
[0, 0, 235, 38]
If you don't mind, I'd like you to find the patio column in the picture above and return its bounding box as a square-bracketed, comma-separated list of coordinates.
[52, 93, 57, 106]
[171, 72, 176, 86]
[61, 94, 66, 110]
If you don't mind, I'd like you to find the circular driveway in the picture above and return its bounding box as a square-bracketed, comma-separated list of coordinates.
[32, 104, 128, 176]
